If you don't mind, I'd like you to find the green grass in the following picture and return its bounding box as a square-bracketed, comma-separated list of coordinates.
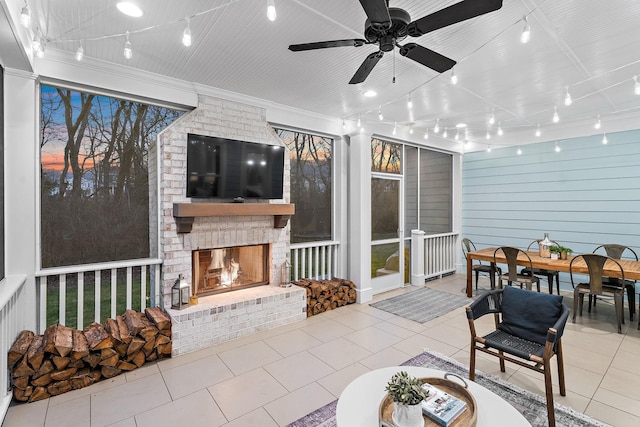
[45, 270, 151, 329]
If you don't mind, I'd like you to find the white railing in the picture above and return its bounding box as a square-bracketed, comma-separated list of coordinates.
[290, 240, 340, 281]
[1, 276, 28, 419]
[411, 231, 459, 285]
[35, 258, 162, 333]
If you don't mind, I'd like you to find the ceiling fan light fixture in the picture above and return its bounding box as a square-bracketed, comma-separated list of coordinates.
[520, 17, 531, 44]
[267, 0, 277, 22]
[182, 19, 192, 47]
[117, 1, 143, 17]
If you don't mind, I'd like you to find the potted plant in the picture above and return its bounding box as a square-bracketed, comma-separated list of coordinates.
[559, 246, 573, 260]
[549, 245, 562, 260]
[385, 371, 429, 427]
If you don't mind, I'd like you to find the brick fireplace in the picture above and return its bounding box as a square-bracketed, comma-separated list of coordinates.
[150, 95, 306, 356]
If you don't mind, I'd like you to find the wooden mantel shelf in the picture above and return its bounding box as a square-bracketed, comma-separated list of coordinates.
[173, 203, 295, 233]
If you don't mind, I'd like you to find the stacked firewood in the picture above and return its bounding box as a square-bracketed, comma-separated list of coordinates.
[8, 307, 172, 403]
[293, 277, 357, 317]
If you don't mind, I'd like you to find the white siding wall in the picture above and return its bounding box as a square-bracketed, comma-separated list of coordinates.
[462, 129, 640, 291]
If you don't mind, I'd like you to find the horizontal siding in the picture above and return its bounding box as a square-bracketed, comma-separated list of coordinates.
[462, 129, 640, 291]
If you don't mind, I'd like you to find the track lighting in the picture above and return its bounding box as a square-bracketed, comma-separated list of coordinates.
[602, 134, 608, 144]
[123, 31, 133, 59]
[182, 19, 192, 47]
[497, 122, 503, 136]
[267, 0, 277, 22]
[520, 16, 530, 44]
[552, 106, 559, 123]
[378, 107, 383, 121]
[564, 87, 572, 106]
[488, 109, 495, 125]
[407, 94, 413, 109]
[450, 68, 458, 85]
[75, 44, 84, 61]
[535, 123, 541, 137]
[594, 115, 601, 130]
[442, 127, 448, 138]
[634, 76, 640, 95]
[433, 119, 440, 134]
[20, 3, 31, 28]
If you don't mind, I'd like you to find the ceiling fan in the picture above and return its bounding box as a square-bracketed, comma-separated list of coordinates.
[289, 0, 503, 84]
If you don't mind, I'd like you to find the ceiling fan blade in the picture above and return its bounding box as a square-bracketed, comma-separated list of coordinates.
[407, 0, 503, 37]
[399, 43, 456, 73]
[349, 51, 384, 84]
[358, 0, 391, 30]
[289, 39, 367, 52]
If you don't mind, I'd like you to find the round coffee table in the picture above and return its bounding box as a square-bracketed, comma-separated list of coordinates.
[336, 366, 531, 426]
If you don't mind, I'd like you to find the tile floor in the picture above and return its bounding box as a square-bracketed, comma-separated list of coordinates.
[4, 274, 640, 427]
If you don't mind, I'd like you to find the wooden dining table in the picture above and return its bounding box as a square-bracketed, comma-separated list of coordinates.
[465, 247, 640, 297]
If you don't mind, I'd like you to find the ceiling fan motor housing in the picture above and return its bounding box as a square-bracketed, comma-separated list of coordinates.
[364, 7, 411, 49]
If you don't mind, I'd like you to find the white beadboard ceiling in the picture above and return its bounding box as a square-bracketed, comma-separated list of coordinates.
[8, 0, 640, 151]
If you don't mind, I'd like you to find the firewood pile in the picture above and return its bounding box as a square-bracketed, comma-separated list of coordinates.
[293, 277, 357, 317]
[8, 307, 172, 403]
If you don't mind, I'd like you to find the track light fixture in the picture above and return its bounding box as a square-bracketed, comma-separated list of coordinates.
[75, 44, 84, 61]
[520, 16, 531, 44]
[267, 0, 277, 22]
[20, 2, 31, 28]
[123, 31, 133, 59]
[564, 87, 572, 106]
[182, 19, 192, 47]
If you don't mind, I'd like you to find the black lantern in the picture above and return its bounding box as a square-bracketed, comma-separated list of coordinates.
[171, 274, 190, 310]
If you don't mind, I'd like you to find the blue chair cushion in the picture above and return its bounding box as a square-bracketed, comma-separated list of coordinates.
[497, 286, 563, 346]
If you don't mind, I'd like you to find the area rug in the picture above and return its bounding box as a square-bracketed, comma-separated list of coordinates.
[370, 287, 471, 323]
[287, 351, 611, 427]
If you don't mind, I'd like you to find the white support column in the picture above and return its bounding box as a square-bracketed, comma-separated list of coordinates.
[411, 229, 425, 286]
[348, 132, 372, 303]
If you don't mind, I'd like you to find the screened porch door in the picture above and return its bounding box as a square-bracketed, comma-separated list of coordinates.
[370, 175, 404, 294]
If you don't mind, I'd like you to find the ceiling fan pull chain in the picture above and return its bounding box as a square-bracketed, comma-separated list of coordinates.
[393, 48, 396, 83]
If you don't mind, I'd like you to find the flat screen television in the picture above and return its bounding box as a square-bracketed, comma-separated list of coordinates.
[186, 133, 285, 199]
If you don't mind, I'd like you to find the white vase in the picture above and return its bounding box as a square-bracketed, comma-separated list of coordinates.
[392, 402, 424, 427]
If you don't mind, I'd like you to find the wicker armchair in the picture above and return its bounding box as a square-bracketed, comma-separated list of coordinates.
[520, 239, 561, 294]
[494, 246, 540, 292]
[466, 286, 569, 427]
[592, 244, 638, 321]
[462, 238, 502, 290]
[570, 253, 625, 334]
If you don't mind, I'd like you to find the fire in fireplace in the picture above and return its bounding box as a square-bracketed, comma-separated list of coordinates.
[192, 244, 271, 296]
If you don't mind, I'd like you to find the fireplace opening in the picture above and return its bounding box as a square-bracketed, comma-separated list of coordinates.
[193, 244, 271, 296]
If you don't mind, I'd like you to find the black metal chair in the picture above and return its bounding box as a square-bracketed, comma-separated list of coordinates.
[520, 239, 561, 294]
[494, 246, 540, 292]
[461, 238, 502, 290]
[467, 286, 569, 427]
[592, 244, 638, 321]
[570, 253, 625, 334]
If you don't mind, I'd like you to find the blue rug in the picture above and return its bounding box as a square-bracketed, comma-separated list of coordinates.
[370, 287, 471, 323]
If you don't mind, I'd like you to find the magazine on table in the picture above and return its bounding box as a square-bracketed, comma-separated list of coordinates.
[421, 382, 467, 426]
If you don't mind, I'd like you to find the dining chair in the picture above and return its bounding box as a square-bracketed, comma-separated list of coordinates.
[494, 246, 540, 292]
[461, 238, 502, 290]
[592, 244, 638, 321]
[466, 286, 569, 427]
[520, 239, 561, 294]
[570, 253, 625, 334]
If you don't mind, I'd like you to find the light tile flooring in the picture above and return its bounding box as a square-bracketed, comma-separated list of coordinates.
[4, 274, 640, 427]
